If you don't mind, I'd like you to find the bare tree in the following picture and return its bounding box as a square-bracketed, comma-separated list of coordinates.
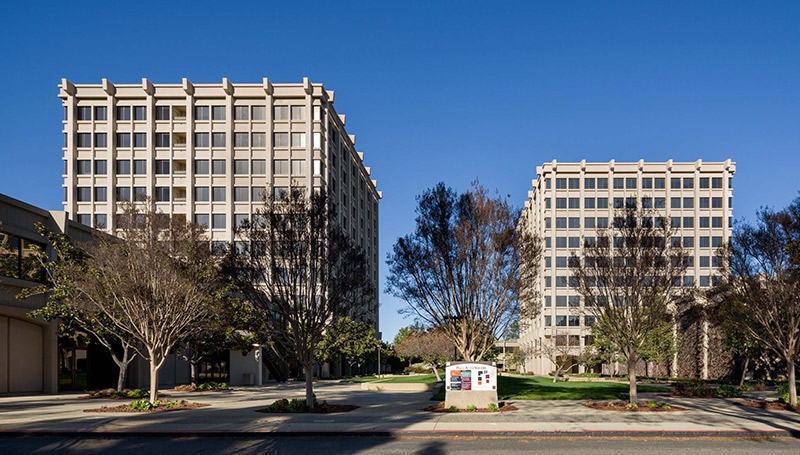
[395, 328, 456, 382]
[569, 203, 688, 403]
[535, 330, 580, 382]
[717, 198, 800, 409]
[387, 182, 536, 361]
[21, 224, 138, 391]
[53, 201, 222, 403]
[230, 189, 373, 408]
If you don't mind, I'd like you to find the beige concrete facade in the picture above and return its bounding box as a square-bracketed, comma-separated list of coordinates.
[58, 78, 381, 330]
[519, 159, 735, 377]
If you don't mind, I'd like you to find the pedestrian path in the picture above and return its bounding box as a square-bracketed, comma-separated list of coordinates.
[0, 381, 798, 437]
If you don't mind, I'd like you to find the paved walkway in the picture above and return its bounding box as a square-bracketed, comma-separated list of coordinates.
[0, 381, 798, 437]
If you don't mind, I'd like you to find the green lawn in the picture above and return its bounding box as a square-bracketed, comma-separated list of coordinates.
[342, 373, 443, 384]
[431, 375, 670, 401]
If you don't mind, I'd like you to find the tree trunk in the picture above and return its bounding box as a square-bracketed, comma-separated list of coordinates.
[628, 357, 638, 404]
[149, 361, 159, 403]
[432, 365, 441, 382]
[739, 356, 750, 388]
[304, 365, 315, 409]
[788, 357, 797, 411]
[115, 344, 133, 391]
[190, 361, 199, 387]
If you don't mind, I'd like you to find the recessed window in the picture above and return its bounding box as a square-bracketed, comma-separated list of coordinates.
[273, 159, 289, 175]
[556, 198, 566, 209]
[683, 217, 694, 228]
[274, 132, 289, 147]
[134, 132, 147, 147]
[699, 197, 709, 208]
[116, 133, 131, 148]
[684, 236, 694, 247]
[251, 187, 266, 201]
[671, 197, 681, 209]
[195, 106, 209, 120]
[584, 198, 595, 209]
[77, 106, 92, 120]
[234, 132, 249, 147]
[555, 178, 566, 189]
[597, 198, 608, 209]
[133, 187, 147, 201]
[77, 214, 92, 226]
[568, 178, 580, 189]
[234, 187, 249, 202]
[252, 159, 266, 175]
[94, 133, 107, 148]
[654, 178, 665, 189]
[683, 177, 693, 189]
[133, 160, 147, 175]
[234, 106, 249, 120]
[699, 177, 709, 189]
[211, 160, 226, 174]
[194, 187, 210, 201]
[156, 106, 170, 120]
[699, 217, 710, 228]
[252, 106, 266, 120]
[584, 178, 595, 189]
[194, 159, 209, 174]
[274, 106, 289, 120]
[234, 160, 249, 174]
[273, 186, 288, 201]
[117, 106, 131, 120]
[155, 133, 170, 147]
[133, 106, 147, 121]
[584, 217, 595, 228]
[94, 214, 107, 229]
[568, 217, 580, 228]
[568, 198, 580, 209]
[212, 132, 226, 147]
[155, 187, 170, 202]
[95, 160, 107, 175]
[626, 178, 637, 189]
[642, 197, 652, 208]
[116, 160, 131, 175]
[116, 187, 131, 201]
[194, 214, 209, 228]
[77, 133, 92, 147]
[712, 197, 723, 208]
[194, 133, 209, 147]
[155, 160, 170, 174]
[77, 160, 92, 175]
[712, 217, 723, 228]
[597, 178, 608, 189]
[670, 177, 681, 189]
[212, 106, 226, 120]
[252, 132, 266, 147]
[291, 106, 305, 120]
[642, 177, 653, 189]
[212, 187, 226, 202]
[77, 187, 92, 202]
[655, 197, 665, 208]
[95, 106, 107, 121]
[291, 132, 306, 148]
[613, 178, 624, 189]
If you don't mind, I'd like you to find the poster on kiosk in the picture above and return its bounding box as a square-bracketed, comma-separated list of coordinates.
[445, 362, 498, 409]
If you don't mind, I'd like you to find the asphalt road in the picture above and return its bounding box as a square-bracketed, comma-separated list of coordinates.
[1, 435, 799, 455]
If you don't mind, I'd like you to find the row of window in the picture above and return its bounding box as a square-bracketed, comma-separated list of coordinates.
[546, 196, 730, 210]
[75, 159, 314, 176]
[545, 253, 722, 269]
[546, 176, 730, 190]
[545, 215, 729, 230]
[74, 132, 308, 149]
[75, 185, 308, 204]
[544, 235, 724, 249]
[74, 105, 308, 122]
[544, 274, 720, 288]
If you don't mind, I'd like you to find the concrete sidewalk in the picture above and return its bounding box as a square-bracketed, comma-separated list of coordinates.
[0, 381, 798, 438]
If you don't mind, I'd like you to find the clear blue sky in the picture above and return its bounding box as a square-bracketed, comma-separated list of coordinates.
[1, 1, 799, 343]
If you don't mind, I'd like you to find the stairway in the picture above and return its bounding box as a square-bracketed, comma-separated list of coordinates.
[263, 345, 290, 382]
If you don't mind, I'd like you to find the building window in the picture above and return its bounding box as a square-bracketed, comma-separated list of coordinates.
[212, 187, 226, 202]
[77, 214, 92, 226]
[671, 197, 681, 209]
[133, 106, 146, 121]
[568, 217, 580, 228]
[544, 178, 551, 189]
[655, 197, 665, 208]
[133, 160, 146, 175]
[555, 217, 566, 229]
[545, 316, 552, 326]
[291, 106, 305, 120]
[116, 133, 131, 147]
[683, 236, 694, 247]
[683, 197, 694, 209]
[584, 198, 595, 209]
[641, 197, 652, 208]
[683, 217, 694, 228]
[194, 159, 209, 174]
[77, 160, 92, 174]
[95, 106, 107, 121]
[274, 106, 289, 120]
[699, 217, 710, 228]
[212, 160, 226, 174]
[234, 106, 249, 120]
[555, 198, 566, 209]
[626, 177, 637, 189]
[711, 177, 722, 188]
[234, 214, 249, 228]
[95, 160, 107, 175]
[117, 106, 131, 120]
[291, 132, 306, 148]
[274, 132, 289, 147]
[712, 217, 723, 228]
[195, 106, 209, 120]
[613, 197, 624, 209]
[156, 160, 169, 175]
[94, 187, 107, 202]
[670, 177, 681, 189]
[568, 237, 580, 248]
[252, 106, 266, 120]
[234, 160, 249, 174]
[700, 237, 710, 248]
[155, 187, 170, 202]
[116, 160, 130, 175]
[251, 187, 265, 202]
[700, 256, 710, 267]
[95, 133, 107, 148]
[273, 187, 288, 201]
[568, 198, 580, 209]
[94, 214, 107, 229]
[584, 178, 595, 189]
[212, 132, 226, 147]
[77, 133, 92, 147]
[683, 177, 693, 189]
[156, 106, 170, 120]
[597, 178, 608, 189]
[234, 132, 249, 147]
[597, 198, 608, 209]
[194, 133, 209, 147]
[642, 177, 653, 189]
[613, 177, 624, 189]
[555, 178, 566, 189]
[699, 177, 709, 189]
[654, 177, 665, 189]
[194, 214, 209, 228]
[555, 316, 567, 326]
[134, 132, 147, 147]
[155, 133, 170, 147]
[556, 295, 567, 306]
[671, 217, 681, 228]
[212, 106, 226, 120]
[252, 132, 266, 147]
[133, 187, 147, 201]
[273, 159, 289, 175]
[712, 197, 723, 208]
[699, 197, 709, 208]
[568, 178, 580, 189]
[252, 159, 267, 175]
[584, 217, 595, 228]
[116, 187, 131, 201]
[194, 187, 209, 201]
[234, 187, 249, 202]
[76, 187, 92, 202]
[597, 217, 608, 228]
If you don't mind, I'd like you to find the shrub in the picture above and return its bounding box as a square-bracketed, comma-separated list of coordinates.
[288, 399, 307, 412]
[197, 382, 228, 391]
[129, 399, 157, 411]
[715, 385, 742, 398]
[267, 399, 290, 412]
[448, 405, 458, 412]
[738, 383, 751, 392]
[488, 403, 500, 412]
[776, 383, 789, 395]
[465, 405, 477, 412]
[127, 389, 148, 398]
[625, 403, 638, 410]
[647, 400, 659, 409]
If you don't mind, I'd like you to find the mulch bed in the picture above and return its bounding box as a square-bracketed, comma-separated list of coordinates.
[256, 403, 359, 414]
[80, 389, 169, 400]
[172, 385, 231, 393]
[84, 402, 210, 413]
[736, 400, 798, 412]
[584, 401, 686, 412]
[424, 402, 518, 413]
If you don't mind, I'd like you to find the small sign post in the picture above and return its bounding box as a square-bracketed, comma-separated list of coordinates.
[444, 361, 498, 409]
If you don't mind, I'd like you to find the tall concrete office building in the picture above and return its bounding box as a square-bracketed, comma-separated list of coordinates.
[58, 78, 381, 330]
[518, 159, 735, 378]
